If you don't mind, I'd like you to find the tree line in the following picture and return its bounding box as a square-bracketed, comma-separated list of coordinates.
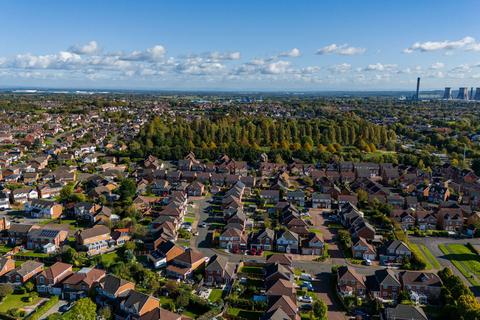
[128, 115, 397, 162]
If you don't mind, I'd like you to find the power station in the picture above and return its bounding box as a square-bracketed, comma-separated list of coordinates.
[457, 87, 469, 100]
[443, 87, 452, 100]
[475, 88, 480, 101]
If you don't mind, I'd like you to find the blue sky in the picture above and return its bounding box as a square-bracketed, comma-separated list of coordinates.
[0, 0, 479, 90]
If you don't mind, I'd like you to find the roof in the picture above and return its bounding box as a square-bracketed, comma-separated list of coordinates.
[122, 290, 159, 315]
[101, 274, 134, 296]
[174, 248, 205, 265]
[38, 262, 72, 281]
[139, 307, 182, 320]
[62, 267, 105, 286]
[384, 304, 428, 320]
[77, 225, 110, 242]
[266, 254, 293, 266]
[12, 260, 43, 277]
[400, 271, 442, 288]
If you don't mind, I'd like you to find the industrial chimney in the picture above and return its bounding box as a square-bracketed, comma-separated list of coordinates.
[415, 77, 420, 100]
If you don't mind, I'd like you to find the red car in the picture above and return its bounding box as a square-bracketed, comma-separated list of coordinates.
[256, 249, 263, 256]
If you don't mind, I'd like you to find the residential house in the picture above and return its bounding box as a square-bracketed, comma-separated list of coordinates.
[36, 262, 73, 295]
[186, 181, 205, 196]
[311, 193, 331, 209]
[24, 199, 63, 219]
[166, 249, 206, 280]
[27, 227, 68, 253]
[219, 227, 247, 252]
[352, 237, 376, 261]
[119, 290, 159, 319]
[286, 190, 305, 207]
[366, 269, 401, 302]
[5, 260, 44, 285]
[276, 230, 299, 254]
[400, 271, 442, 304]
[250, 228, 275, 251]
[8, 223, 40, 245]
[0, 258, 15, 277]
[337, 266, 367, 298]
[380, 240, 412, 265]
[62, 267, 106, 300]
[75, 225, 112, 256]
[260, 190, 280, 204]
[97, 274, 135, 301]
[383, 305, 428, 320]
[11, 187, 38, 204]
[204, 254, 236, 285]
[147, 241, 185, 269]
[301, 233, 325, 256]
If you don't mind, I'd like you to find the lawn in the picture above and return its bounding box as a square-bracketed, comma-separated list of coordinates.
[183, 216, 195, 224]
[240, 266, 264, 275]
[208, 288, 223, 302]
[308, 227, 322, 234]
[410, 244, 433, 270]
[226, 307, 263, 319]
[419, 244, 441, 269]
[99, 251, 119, 267]
[439, 243, 480, 286]
[0, 293, 42, 313]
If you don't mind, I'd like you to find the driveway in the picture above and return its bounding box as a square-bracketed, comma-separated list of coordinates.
[39, 299, 68, 320]
[312, 272, 347, 320]
[309, 209, 344, 262]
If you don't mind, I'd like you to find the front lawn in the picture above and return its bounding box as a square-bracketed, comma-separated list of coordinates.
[0, 292, 42, 313]
[439, 243, 480, 286]
[240, 266, 264, 275]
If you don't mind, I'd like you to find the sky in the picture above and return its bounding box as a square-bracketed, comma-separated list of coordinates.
[1, 0, 480, 91]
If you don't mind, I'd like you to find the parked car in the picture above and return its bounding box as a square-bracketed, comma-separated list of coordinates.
[298, 295, 313, 303]
[199, 222, 208, 228]
[301, 281, 314, 291]
[363, 259, 372, 266]
[300, 273, 313, 281]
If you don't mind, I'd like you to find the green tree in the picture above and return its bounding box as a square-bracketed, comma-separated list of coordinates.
[63, 298, 97, 320]
[0, 284, 12, 298]
[313, 300, 327, 320]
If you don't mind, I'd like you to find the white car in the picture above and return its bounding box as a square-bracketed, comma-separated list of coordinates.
[300, 273, 313, 281]
[298, 295, 313, 303]
[199, 222, 208, 228]
[364, 259, 372, 266]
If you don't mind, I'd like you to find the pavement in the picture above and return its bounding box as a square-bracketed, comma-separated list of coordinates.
[38, 298, 68, 320]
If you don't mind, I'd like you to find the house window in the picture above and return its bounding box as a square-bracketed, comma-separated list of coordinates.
[39, 277, 45, 284]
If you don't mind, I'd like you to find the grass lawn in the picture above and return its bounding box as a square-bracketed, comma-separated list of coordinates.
[240, 266, 264, 275]
[183, 216, 195, 224]
[439, 244, 480, 286]
[15, 251, 49, 258]
[100, 251, 119, 266]
[410, 243, 433, 270]
[208, 288, 223, 302]
[0, 244, 13, 254]
[227, 307, 263, 319]
[0, 293, 42, 313]
[419, 244, 441, 269]
[308, 227, 322, 234]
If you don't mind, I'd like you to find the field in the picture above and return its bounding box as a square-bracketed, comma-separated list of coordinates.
[439, 243, 480, 286]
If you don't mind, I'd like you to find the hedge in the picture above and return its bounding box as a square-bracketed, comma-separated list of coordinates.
[26, 295, 59, 320]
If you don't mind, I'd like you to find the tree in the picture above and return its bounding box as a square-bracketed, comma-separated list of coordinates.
[472, 158, 480, 176]
[63, 298, 97, 320]
[98, 306, 112, 320]
[118, 178, 137, 201]
[0, 284, 12, 298]
[313, 300, 327, 320]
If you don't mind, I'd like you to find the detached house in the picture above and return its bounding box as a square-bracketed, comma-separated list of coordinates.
[97, 274, 135, 301]
[204, 254, 236, 285]
[250, 228, 275, 251]
[301, 233, 325, 256]
[219, 227, 247, 252]
[119, 290, 159, 319]
[366, 269, 401, 302]
[5, 260, 44, 285]
[62, 267, 106, 301]
[36, 262, 73, 295]
[166, 249, 206, 280]
[337, 266, 367, 299]
[311, 193, 331, 209]
[24, 199, 63, 219]
[75, 225, 112, 256]
[11, 187, 38, 204]
[276, 230, 299, 254]
[400, 271, 442, 304]
[352, 237, 376, 261]
[380, 240, 412, 265]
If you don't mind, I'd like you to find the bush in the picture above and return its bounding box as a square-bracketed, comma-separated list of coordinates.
[0, 284, 13, 298]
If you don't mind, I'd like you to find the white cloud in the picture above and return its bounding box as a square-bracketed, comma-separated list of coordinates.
[121, 45, 166, 61]
[208, 51, 241, 60]
[430, 62, 444, 69]
[279, 48, 301, 57]
[69, 41, 100, 55]
[363, 63, 397, 72]
[328, 63, 351, 73]
[403, 36, 480, 53]
[262, 60, 291, 74]
[316, 44, 366, 55]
